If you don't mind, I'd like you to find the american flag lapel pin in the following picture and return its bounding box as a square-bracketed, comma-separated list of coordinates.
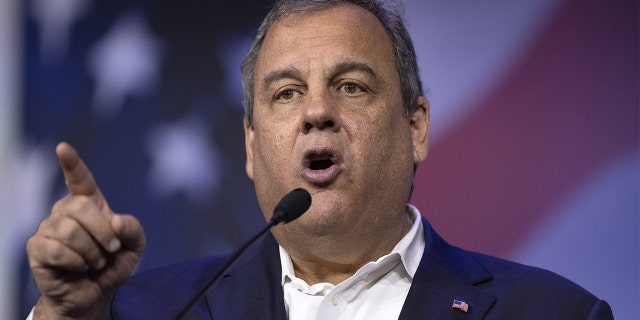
[452, 299, 469, 313]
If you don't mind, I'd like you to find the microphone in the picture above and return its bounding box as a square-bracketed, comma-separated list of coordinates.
[175, 188, 311, 318]
[270, 188, 312, 224]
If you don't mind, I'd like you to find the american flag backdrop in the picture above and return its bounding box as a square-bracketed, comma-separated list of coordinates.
[0, 0, 636, 318]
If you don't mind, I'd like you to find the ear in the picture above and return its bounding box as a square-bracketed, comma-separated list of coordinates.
[410, 96, 430, 164]
[243, 117, 255, 181]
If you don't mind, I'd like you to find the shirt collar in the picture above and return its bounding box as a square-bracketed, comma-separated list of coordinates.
[392, 204, 425, 278]
[279, 204, 425, 285]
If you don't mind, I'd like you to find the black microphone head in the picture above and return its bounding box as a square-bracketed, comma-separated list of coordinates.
[271, 188, 312, 224]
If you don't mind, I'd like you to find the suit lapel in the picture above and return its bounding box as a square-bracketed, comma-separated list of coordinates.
[399, 218, 496, 320]
[204, 233, 287, 320]
[198, 218, 496, 320]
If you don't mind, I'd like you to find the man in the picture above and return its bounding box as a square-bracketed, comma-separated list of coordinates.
[26, 0, 613, 319]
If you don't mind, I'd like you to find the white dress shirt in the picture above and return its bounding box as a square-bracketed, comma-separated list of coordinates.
[281, 205, 425, 320]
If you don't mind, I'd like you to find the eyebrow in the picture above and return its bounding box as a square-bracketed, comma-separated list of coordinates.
[260, 61, 379, 90]
[330, 61, 378, 82]
[262, 67, 304, 91]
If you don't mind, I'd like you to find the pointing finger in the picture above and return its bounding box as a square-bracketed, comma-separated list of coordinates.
[56, 142, 100, 197]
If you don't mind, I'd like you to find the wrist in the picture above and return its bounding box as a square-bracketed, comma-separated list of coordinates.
[33, 296, 107, 320]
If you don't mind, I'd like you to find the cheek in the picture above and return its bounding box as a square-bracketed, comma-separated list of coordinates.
[356, 116, 413, 172]
[252, 124, 295, 173]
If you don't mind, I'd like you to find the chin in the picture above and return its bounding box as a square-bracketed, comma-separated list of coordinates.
[293, 205, 350, 234]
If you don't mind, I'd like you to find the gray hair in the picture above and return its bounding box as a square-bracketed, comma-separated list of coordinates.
[241, 0, 424, 127]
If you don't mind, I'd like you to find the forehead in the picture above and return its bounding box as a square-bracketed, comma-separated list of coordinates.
[255, 4, 398, 83]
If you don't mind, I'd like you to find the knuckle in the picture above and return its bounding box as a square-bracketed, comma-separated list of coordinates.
[36, 217, 53, 233]
[56, 218, 81, 243]
[25, 235, 41, 257]
[67, 195, 95, 214]
[51, 194, 96, 218]
[50, 199, 65, 218]
[46, 241, 68, 265]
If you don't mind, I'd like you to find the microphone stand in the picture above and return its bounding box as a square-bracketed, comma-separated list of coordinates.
[175, 188, 311, 319]
[175, 220, 276, 319]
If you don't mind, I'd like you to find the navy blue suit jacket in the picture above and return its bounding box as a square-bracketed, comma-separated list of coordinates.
[111, 218, 613, 319]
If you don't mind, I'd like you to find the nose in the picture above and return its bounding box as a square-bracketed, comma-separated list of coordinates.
[302, 91, 340, 133]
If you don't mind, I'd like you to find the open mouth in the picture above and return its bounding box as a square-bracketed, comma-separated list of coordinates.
[306, 150, 337, 171]
[310, 157, 334, 170]
[302, 148, 341, 185]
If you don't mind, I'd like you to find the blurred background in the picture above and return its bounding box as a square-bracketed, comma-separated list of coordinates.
[1, 0, 637, 318]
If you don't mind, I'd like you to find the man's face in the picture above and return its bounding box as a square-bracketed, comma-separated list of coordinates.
[245, 4, 429, 243]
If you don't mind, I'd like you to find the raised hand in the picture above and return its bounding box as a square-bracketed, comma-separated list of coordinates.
[26, 142, 146, 319]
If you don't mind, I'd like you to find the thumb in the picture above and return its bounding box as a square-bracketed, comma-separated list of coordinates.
[110, 214, 146, 254]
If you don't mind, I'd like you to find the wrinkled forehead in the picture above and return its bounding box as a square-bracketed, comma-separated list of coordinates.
[255, 4, 398, 84]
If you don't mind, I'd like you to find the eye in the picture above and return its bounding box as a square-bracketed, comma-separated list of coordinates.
[280, 90, 294, 99]
[340, 82, 364, 95]
[275, 88, 299, 101]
